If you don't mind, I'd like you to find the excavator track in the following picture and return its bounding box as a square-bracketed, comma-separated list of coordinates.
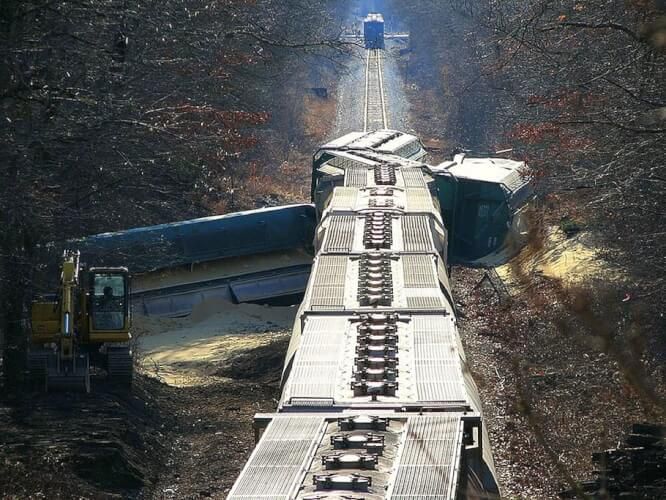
[107, 346, 133, 388]
[27, 350, 49, 392]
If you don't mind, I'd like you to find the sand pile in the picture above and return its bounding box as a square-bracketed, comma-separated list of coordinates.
[495, 227, 626, 288]
[134, 299, 297, 386]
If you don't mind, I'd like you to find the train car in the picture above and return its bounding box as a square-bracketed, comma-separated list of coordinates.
[227, 131, 500, 499]
[310, 130, 428, 203]
[433, 154, 533, 263]
[364, 12, 385, 49]
[74, 205, 317, 317]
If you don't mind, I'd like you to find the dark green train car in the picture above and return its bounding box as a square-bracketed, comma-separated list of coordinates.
[433, 154, 534, 264]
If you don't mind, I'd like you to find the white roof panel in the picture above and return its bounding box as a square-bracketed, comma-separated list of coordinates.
[447, 155, 529, 193]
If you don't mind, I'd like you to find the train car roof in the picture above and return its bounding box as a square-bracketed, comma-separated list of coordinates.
[227, 412, 468, 499]
[323, 131, 368, 148]
[301, 251, 452, 309]
[364, 12, 385, 23]
[320, 130, 420, 152]
[446, 155, 529, 193]
[281, 311, 469, 409]
[317, 212, 446, 255]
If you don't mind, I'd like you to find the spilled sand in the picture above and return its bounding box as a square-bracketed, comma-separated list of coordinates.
[133, 299, 297, 386]
[495, 226, 626, 289]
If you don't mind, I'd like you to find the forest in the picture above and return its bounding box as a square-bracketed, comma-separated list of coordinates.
[387, 0, 666, 496]
[1, 0, 352, 388]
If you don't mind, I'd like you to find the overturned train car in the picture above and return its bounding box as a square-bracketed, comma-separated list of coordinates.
[228, 130, 500, 499]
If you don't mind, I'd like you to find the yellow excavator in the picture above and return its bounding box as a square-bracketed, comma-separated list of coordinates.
[29, 250, 133, 392]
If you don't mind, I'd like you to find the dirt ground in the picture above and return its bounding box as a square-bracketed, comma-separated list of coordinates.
[0, 297, 294, 499]
[0, 344, 287, 500]
[448, 215, 666, 498]
[1, 376, 169, 499]
[145, 375, 283, 499]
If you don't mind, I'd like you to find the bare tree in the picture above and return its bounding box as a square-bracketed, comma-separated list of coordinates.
[0, 0, 352, 392]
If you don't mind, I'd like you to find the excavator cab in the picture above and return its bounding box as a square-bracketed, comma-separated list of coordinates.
[88, 269, 130, 336]
[86, 268, 133, 389]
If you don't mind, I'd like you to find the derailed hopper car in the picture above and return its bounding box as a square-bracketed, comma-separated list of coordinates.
[227, 131, 500, 499]
[73, 205, 317, 317]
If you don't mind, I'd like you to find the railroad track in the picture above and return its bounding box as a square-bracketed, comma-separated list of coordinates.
[364, 48, 388, 131]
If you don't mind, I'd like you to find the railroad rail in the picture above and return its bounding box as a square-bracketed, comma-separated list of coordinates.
[364, 49, 388, 131]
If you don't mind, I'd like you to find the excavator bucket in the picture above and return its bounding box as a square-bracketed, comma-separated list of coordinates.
[28, 350, 90, 393]
[48, 354, 90, 393]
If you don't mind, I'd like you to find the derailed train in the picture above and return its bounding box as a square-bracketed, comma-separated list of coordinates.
[227, 130, 500, 499]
